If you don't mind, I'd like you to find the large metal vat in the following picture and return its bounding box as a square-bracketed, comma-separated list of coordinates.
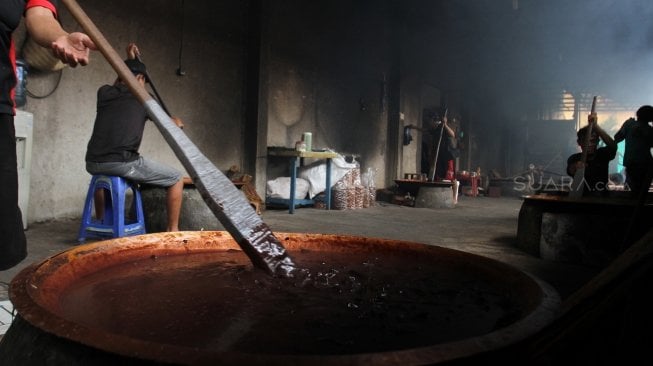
[0, 231, 559, 365]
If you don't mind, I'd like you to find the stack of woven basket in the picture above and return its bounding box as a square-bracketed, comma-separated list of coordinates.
[331, 167, 375, 210]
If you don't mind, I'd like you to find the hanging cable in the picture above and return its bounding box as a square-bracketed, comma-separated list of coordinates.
[176, 0, 186, 76]
[26, 69, 64, 99]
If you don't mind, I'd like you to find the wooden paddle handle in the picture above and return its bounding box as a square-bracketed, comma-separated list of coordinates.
[61, 0, 152, 105]
[579, 96, 598, 164]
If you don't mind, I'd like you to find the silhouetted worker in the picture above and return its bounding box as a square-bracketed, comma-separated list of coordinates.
[567, 112, 617, 196]
[414, 113, 458, 181]
[408, 111, 460, 203]
[614, 105, 653, 197]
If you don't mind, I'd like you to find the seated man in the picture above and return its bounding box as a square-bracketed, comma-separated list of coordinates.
[85, 43, 184, 231]
[567, 113, 617, 196]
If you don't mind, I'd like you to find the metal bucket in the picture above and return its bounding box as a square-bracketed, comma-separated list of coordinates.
[0, 231, 559, 365]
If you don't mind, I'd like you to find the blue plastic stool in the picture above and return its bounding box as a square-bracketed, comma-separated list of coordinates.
[78, 175, 146, 243]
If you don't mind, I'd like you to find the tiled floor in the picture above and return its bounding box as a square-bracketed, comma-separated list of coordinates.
[0, 300, 13, 339]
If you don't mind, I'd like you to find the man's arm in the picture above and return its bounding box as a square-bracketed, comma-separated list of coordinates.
[126, 43, 140, 60]
[441, 117, 457, 150]
[442, 116, 455, 138]
[613, 118, 632, 144]
[587, 113, 616, 152]
[24, 6, 96, 67]
[594, 124, 617, 152]
[405, 124, 425, 132]
[567, 154, 581, 176]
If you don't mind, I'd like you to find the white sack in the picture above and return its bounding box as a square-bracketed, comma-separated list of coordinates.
[298, 154, 357, 198]
[266, 177, 310, 200]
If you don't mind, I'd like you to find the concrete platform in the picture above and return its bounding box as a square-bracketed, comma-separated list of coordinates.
[140, 184, 226, 233]
[395, 179, 455, 208]
[517, 193, 653, 266]
[414, 186, 455, 208]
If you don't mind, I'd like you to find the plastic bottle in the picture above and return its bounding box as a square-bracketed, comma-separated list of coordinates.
[302, 132, 312, 151]
[15, 59, 28, 108]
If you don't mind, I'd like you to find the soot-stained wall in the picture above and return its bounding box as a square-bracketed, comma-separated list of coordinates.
[21, 0, 401, 223]
[259, 1, 397, 192]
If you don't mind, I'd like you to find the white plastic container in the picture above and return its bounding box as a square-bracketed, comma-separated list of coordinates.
[302, 132, 312, 152]
[15, 110, 33, 229]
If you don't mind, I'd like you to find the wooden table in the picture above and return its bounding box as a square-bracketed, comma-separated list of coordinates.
[267, 147, 339, 213]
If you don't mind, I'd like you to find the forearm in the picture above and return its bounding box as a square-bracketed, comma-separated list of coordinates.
[595, 125, 616, 150]
[567, 158, 581, 176]
[615, 118, 635, 144]
[567, 164, 575, 176]
[444, 124, 455, 138]
[24, 7, 68, 47]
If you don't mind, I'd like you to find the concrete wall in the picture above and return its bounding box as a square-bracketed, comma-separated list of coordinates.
[13, 0, 646, 224]
[259, 1, 396, 193]
[17, 0, 415, 225]
[18, 0, 249, 223]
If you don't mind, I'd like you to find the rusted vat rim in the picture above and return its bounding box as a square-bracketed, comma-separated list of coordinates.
[10, 231, 560, 365]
